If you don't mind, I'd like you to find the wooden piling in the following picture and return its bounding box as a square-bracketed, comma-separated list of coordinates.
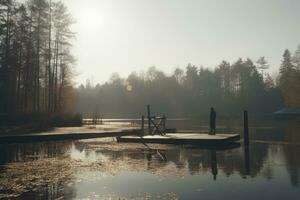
[162, 114, 166, 132]
[244, 110, 249, 146]
[147, 105, 151, 134]
[141, 115, 144, 134]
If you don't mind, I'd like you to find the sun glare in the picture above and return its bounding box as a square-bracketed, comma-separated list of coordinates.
[80, 8, 104, 30]
[77, 2, 115, 32]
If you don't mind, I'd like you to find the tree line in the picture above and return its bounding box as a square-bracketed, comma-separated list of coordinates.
[76, 46, 300, 118]
[0, 0, 75, 114]
[279, 48, 300, 107]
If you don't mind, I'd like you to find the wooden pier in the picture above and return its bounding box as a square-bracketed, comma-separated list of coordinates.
[117, 105, 241, 146]
[0, 127, 140, 144]
[117, 133, 240, 145]
[0, 106, 245, 146]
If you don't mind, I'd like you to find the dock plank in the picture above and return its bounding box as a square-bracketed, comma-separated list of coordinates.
[0, 128, 140, 144]
[117, 133, 240, 145]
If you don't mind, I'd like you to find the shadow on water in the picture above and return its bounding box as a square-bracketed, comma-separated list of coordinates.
[0, 119, 300, 199]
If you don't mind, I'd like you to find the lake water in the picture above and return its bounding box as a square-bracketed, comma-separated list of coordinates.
[0, 118, 300, 199]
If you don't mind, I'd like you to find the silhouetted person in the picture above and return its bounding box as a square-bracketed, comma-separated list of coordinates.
[209, 107, 216, 135]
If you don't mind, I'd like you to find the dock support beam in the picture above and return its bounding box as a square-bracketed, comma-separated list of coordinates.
[244, 110, 249, 146]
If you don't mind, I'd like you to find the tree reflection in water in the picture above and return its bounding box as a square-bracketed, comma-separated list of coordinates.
[1, 121, 300, 199]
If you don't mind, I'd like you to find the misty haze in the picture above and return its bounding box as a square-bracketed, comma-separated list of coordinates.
[0, 0, 300, 200]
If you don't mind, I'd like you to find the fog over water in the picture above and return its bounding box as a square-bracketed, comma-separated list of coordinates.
[64, 0, 300, 84]
[1, 120, 300, 199]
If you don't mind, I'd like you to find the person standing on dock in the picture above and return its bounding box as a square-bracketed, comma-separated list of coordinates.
[209, 107, 216, 135]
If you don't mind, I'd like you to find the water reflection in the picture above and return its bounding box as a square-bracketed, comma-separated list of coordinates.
[283, 145, 300, 186]
[0, 141, 72, 165]
[244, 146, 250, 175]
[0, 120, 300, 199]
[210, 150, 218, 180]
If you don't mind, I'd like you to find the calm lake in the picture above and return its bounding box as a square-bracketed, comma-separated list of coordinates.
[0, 118, 300, 200]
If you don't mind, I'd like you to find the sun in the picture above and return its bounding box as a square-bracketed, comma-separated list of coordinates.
[79, 8, 104, 30]
[72, 0, 115, 32]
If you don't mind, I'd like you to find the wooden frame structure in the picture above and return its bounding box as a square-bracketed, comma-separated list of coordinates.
[141, 105, 166, 135]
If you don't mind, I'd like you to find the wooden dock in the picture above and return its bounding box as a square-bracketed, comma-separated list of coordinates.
[117, 133, 240, 145]
[0, 127, 140, 144]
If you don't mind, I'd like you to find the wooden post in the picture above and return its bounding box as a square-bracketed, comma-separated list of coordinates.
[147, 105, 151, 134]
[244, 110, 249, 146]
[141, 115, 144, 135]
[162, 114, 166, 133]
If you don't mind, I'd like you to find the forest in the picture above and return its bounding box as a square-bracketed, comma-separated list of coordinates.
[0, 0, 75, 116]
[1, 1, 300, 120]
[76, 47, 300, 118]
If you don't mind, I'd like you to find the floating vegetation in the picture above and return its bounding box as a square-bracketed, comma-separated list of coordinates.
[0, 143, 189, 199]
[77, 137, 176, 151]
[0, 138, 226, 199]
[0, 155, 122, 199]
[0, 157, 75, 199]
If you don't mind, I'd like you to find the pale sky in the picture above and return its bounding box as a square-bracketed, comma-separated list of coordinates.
[64, 0, 300, 85]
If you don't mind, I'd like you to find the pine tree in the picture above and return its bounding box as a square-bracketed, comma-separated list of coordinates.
[256, 56, 269, 79]
[279, 49, 300, 107]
